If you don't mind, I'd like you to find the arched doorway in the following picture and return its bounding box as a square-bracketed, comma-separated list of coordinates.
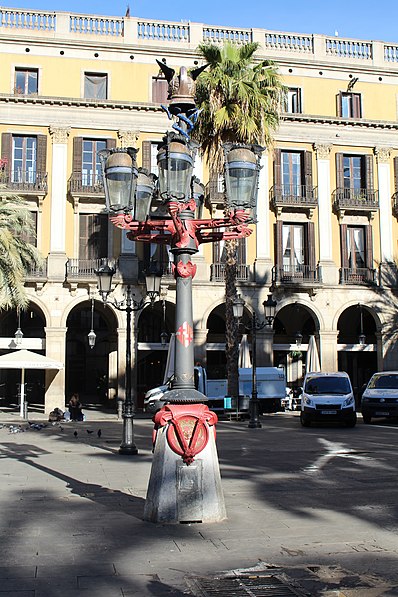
[0, 305, 46, 406]
[337, 305, 378, 403]
[273, 302, 318, 387]
[137, 299, 175, 407]
[66, 300, 113, 406]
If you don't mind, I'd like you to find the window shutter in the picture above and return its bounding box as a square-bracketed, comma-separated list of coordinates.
[236, 238, 246, 265]
[365, 155, 374, 190]
[106, 138, 116, 150]
[72, 137, 83, 173]
[307, 222, 316, 272]
[304, 151, 313, 194]
[335, 153, 344, 189]
[152, 77, 169, 104]
[337, 92, 343, 117]
[353, 94, 362, 118]
[394, 156, 398, 192]
[275, 220, 283, 266]
[1, 133, 12, 170]
[365, 225, 373, 270]
[340, 223, 348, 268]
[274, 149, 281, 188]
[36, 135, 47, 174]
[141, 140, 152, 170]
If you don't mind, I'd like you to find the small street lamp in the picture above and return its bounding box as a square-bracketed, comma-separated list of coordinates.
[87, 298, 96, 349]
[14, 309, 23, 347]
[358, 303, 366, 346]
[233, 293, 277, 428]
[295, 331, 303, 349]
[95, 261, 161, 455]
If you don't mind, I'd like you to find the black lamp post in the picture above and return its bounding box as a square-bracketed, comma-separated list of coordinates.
[95, 261, 161, 455]
[233, 293, 277, 428]
[358, 303, 366, 346]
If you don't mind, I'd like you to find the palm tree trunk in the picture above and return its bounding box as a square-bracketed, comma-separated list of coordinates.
[225, 238, 239, 400]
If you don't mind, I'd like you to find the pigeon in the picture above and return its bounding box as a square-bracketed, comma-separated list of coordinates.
[73, 430, 78, 437]
[86, 429, 94, 434]
[59, 426, 64, 432]
[97, 429, 102, 438]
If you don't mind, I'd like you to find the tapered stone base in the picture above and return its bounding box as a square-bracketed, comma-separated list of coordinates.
[144, 425, 227, 524]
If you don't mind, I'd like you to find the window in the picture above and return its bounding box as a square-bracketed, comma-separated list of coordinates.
[343, 155, 363, 191]
[275, 220, 316, 281]
[12, 136, 37, 183]
[79, 214, 108, 260]
[20, 212, 38, 247]
[284, 88, 302, 113]
[152, 76, 169, 104]
[338, 92, 361, 118]
[335, 153, 374, 201]
[282, 224, 304, 271]
[273, 150, 313, 202]
[346, 226, 366, 269]
[84, 73, 107, 100]
[82, 139, 106, 186]
[340, 223, 374, 283]
[14, 68, 38, 95]
[282, 151, 302, 196]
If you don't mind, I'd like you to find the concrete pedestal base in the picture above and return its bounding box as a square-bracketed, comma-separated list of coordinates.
[144, 425, 227, 524]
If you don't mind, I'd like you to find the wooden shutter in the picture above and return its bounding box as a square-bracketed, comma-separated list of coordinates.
[152, 77, 169, 104]
[307, 222, 316, 272]
[353, 93, 362, 118]
[36, 135, 47, 174]
[365, 224, 373, 270]
[141, 140, 152, 170]
[273, 148, 281, 191]
[304, 151, 313, 194]
[337, 92, 343, 117]
[236, 238, 246, 265]
[340, 223, 348, 268]
[275, 220, 283, 267]
[1, 133, 12, 169]
[106, 138, 116, 150]
[364, 155, 374, 191]
[394, 156, 398, 192]
[72, 137, 83, 173]
[335, 153, 344, 190]
[79, 214, 108, 260]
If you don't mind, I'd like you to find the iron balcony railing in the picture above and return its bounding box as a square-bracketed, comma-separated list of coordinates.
[339, 267, 377, 285]
[68, 172, 105, 195]
[0, 170, 47, 193]
[270, 184, 318, 207]
[210, 262, 250, 282]
[138, 260, 174, 281]
[25, 261, 48, 278]
[66, 258, 118, 278]
[333, 187, 379, 210]
[272, 264, 322, 284]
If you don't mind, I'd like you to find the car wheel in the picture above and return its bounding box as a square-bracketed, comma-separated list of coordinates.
[345, 414, 357, 428]
[362, 414, 372, 424]
[300, 413, 311, 427]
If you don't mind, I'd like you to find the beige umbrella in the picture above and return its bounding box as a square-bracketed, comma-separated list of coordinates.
[0, 349, 63, 417]
[239, 334, 252, 369]
[306, 335, 321, 372]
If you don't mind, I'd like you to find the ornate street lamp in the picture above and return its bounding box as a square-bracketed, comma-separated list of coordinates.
[14, 308, 23, 347]
[95, 260, 161, 455]
[233, 293, 277, 428]
[223, 143, 263, 222]
[295, 331, 303, 349]
[358, 303, 366, 345]
[87, 298, 96, 349]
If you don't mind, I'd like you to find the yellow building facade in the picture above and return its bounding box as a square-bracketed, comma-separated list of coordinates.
[0, 7, 398, 413]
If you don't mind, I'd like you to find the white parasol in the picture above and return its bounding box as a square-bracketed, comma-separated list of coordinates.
[306, 335, 321, 372]
[239, 334, 252, 369]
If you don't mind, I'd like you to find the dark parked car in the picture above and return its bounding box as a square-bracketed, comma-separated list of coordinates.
[361, 372, 398, 424]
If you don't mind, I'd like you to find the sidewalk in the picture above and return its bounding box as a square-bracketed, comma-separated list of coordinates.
[0, 407, 397, 597]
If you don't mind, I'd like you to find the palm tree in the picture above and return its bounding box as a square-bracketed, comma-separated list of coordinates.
[0, 193, 43, 309]
[194, 41, 285, 399]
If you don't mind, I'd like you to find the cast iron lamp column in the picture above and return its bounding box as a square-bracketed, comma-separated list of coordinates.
[233, 293, 277, 428]
[96, 262, 161, 455]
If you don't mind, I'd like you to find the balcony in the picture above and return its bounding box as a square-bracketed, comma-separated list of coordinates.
[66, 258, 118, 280]
[138, 260, 174, 283]
[333, 188, 379, 219]
[339, 267, 377, 285]
[0, 170, 47, 196]
[68, 172, 105, 199]
[205, 178, 224, 213]
[270, 185, 318, 216]
[272, 264, 322, 287]
[210, 263, 250, 282]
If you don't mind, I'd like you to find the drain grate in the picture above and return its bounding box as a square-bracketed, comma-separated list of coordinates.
[187, 574, 306, 596]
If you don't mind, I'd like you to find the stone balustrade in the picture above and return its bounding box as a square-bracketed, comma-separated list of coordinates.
[1, 6, 398, 69]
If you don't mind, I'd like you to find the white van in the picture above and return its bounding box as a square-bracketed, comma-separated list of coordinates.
[300, 371, 356, 427]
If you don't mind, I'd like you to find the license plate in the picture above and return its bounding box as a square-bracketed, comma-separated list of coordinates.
[321, 410, 337, 415]
[375, 411, 389, 416]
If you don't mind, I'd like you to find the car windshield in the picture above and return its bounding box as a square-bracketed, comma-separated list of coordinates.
[304, 376, 351, 395]
[368, 374, 398, 390]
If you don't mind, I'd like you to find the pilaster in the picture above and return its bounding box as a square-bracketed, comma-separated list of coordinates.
[49, 126, 70, 262]
[375, 146, 393, 262]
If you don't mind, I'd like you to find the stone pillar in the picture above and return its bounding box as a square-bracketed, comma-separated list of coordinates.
[44, 327, 67, 414]
[375, 147, 395, 284]
[254, 151, 273, 283]
[256, 328, 274, 366]
[48, 127, 70, 281]
[319, 330, 338, 372]
[194, 328, 208, 368]
[314, 144, 338, 284]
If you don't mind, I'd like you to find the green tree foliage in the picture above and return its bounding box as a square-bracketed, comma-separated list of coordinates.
[0, 193, 43, 309]
[194, 42, 285, 398]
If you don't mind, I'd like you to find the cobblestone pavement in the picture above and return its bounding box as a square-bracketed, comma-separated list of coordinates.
[1, 406, 398, 596]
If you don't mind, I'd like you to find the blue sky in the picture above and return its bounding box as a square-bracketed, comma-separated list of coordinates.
[3, 0, 398, 43]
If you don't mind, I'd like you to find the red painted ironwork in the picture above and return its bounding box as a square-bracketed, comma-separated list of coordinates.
[174, 260, 196, 279]
[176, 321, 193, 347]
[153, 404, 218, 465]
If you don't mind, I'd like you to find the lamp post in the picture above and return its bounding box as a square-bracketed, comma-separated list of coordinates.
[14, 308, 23, 347]
[87, 298, 96, 349]
[95, 261, 161, 455]
[233, 293, 277, 428]
[358, 303, 366, 345]
[98, 61, 264, 522]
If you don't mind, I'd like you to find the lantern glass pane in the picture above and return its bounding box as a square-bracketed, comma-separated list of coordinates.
[227, 162, 256, 207]
[106, 166, 135, 212]
[135, 184, 153, 221]
[158, 153, 193, 199]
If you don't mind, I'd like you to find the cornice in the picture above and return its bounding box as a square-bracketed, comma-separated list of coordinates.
[282, 113, 398, 131]
[0, 93, 163, 113]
